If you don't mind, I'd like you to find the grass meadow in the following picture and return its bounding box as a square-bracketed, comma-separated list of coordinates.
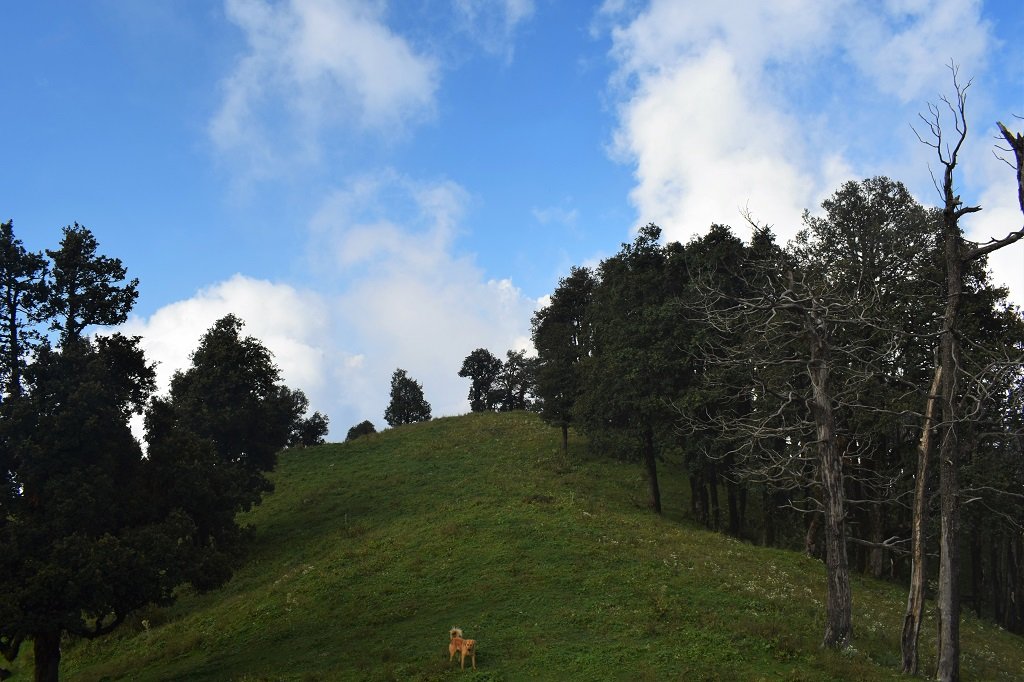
[31, 411, 1024, 680]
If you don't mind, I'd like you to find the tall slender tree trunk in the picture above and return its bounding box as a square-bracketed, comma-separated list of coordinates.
[641, 427, 661, 514]
[761, 486, 776, 546]
[902, 365, 942, 674]
[808, 327, 853, 649]
[936, 219, 963, 682]
[32, 631, 60, 682]
[726, 478, 741, 536]
[560, 424, 568, 454]
[708, 464, 721, 530]
[970, 531, 983, 616]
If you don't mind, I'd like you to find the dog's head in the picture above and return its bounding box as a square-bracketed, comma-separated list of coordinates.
[450, 627, 463, 640]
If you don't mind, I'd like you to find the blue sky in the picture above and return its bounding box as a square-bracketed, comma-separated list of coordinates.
[3, 0, 1023, 437]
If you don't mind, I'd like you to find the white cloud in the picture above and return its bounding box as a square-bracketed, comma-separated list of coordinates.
[120, 274, 332, 398]
[452, 0, 536, 60]
[309, 172, 538, 425]
[612, 44, 816, 239]
[603, 0, 1021, 305]
[126, 170, 538, 440]
[210, 0, 439, 177]
[839, 0, 991, 103]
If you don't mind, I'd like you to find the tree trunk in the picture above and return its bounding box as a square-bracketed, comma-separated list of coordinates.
[560, 424, 568, 454]
[689, 475, 703, 523]
[32, 631, 60, 682]
[726, 478, 741, 537]
[761, 486, 776, 547]
[641, 428, 661, 514]
[708, 464, 721, 531]
[805, 511, 821, 558]
[902, 364, 941, 675]
[936, 220, 963, 682]
[991, 542, 1004, 625]
[807, 327, 852, 649]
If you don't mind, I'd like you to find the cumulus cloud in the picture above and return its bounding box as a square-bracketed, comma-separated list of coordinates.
[210, 0, 439, 177]
[123, 171, 538, 440]
[119, 274, 332, 398]
[603, 0, 1021, 302]
[309, 171, 538, 424]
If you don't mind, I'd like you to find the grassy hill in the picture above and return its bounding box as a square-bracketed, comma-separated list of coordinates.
[37, 411, 1024, 680]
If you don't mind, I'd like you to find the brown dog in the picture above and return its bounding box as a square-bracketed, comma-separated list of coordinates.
[448, 627, 477, 670]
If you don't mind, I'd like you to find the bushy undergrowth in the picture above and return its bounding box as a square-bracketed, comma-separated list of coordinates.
[44, 412, 1024, 681]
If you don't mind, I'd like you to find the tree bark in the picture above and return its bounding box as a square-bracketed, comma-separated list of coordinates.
[902, 364, 941, 675]
[32, 631, 60, 682]
[641, 428, 661, 514]
[708, 464, 721, 531]
[936, 211, 964, 682]
[808, 333, 853, 649]
[761, 486, 776, 547]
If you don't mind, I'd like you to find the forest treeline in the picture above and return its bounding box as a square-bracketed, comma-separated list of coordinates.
[0, 222, 328, 681]
[526, 172, 1024, 666]
[521, 89, 1024, 682]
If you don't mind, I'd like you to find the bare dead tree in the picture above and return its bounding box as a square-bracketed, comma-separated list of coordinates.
[909, 65, 1024, 682]
[677, 244, 931, 649]
[901, 365, 942, 674]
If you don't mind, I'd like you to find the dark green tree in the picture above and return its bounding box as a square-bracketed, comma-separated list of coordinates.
[345, 420, 377, 441]
[280, 387, 330, 447]
[677, 224, 758, 535]
[491, 349, 537, 412]
[139, 316, 312, 597]
[384, 368, 431, 427]
[458, 348, 503, 412]
[292, 411, 330, 447]
[161, 314, 293, 494]
[0, 220, 47, 397]
[0, 335, 188, 682]
[575, 224, 691, 515]
[40, 223, 138, 347]
[531, 266, 595, 452]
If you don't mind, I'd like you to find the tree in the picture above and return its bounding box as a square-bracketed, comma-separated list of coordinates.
[292, 410, 330, 447]
[458, 348, 503, 412]
[795, 177, 940, 583]
[161, 314, 294, 495]
[0, 226, 172, 682]
[0, 335, 182, 682]
[40, 223, 138, 347]
[384, 368, 431, 427]
[532, 266, 595, 452]
[346, 420, 377, 441]
[139, 316, 308, 600]
[491, 349, 537, 412]
[280, 387, 330, 447]
[575, 224, 690, 515]
[910, 69, 1024, 681]
[0, 220, 46, 397]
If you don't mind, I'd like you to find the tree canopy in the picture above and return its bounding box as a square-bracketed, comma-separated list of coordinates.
[0, 224, 327, 682]
[384, 368, 432, 427]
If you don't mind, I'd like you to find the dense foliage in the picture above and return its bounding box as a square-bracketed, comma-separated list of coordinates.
[384, 368, 432, 427]
[0, 224, 327, 682]
[530, 175, 1024, 656]
[345, 419, 377, 441]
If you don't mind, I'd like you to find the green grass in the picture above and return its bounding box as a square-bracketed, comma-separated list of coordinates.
[39, 411, 1024, 680]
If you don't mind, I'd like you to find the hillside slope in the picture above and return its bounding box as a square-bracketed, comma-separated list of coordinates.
[49, 412, 1024, 681]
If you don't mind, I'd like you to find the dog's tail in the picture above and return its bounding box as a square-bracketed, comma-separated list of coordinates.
[450, 627, 463, 640]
